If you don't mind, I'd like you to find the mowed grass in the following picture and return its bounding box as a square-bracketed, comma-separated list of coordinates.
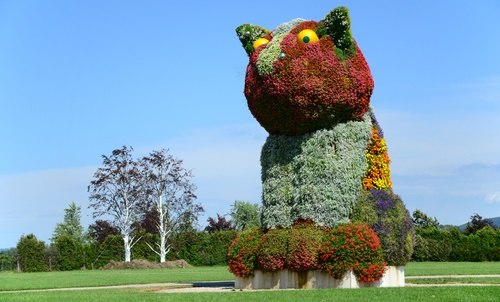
[405, 262, 500, 276]
[0, 266, 233, 291]
[1, 262, 500, 302]
[1, 287, 500, 302]
[3, 261, 498, 291]
[408, 277, 500, 284]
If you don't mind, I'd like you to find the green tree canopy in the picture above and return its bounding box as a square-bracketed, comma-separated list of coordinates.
[412, 209, 440, 229]
[52, 202, 85, 243]
[16, 234, 48, 272]
[230, 200, 261, 230]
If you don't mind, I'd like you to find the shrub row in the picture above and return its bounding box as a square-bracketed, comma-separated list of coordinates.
[4, 230, 237, 272]
[412, 226, 500, 262]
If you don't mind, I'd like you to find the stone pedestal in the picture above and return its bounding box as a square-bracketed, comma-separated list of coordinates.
[234, 266, 405, 289]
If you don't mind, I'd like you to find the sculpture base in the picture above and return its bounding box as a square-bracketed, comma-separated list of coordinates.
[235, 266, 404, 289]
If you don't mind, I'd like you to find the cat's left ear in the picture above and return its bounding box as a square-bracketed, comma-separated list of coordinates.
[317, 6, 356, 58]
[236, 24, 270, 55]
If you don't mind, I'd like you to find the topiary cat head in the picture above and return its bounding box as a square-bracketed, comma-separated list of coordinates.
[236, 7, 374, 135]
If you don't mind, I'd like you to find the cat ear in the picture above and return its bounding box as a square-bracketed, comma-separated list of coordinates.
[236, 24, 270, 55]
[317, 6, 355, 58]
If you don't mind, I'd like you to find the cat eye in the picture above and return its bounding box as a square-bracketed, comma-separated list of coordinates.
[297, 29, 319, 44]
[253, 38, 270, 50]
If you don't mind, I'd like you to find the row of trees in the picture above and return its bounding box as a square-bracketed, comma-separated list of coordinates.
[0, 196, 261, 272]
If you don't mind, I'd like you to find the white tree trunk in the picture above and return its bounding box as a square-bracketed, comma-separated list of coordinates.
[160, 232, 166, 263]
[123, 233, 131, 262]
[158, 195, 167, 263]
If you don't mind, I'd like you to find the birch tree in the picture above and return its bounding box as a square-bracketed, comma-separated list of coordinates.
[140, 149, 202, 262]
[88, 146, 143, 262]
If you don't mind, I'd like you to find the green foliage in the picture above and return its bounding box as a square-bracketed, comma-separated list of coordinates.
[257, 228, 288, 271]
[131, 231, 160, 262]
[317, 6, 355, 59]
[261, 113, 372, 229]
[412, 209, 440, 229]
[412, 234, 452, 262]
[235, 24, 270, 55]
[230, 200, 261, 230]
[412, 225, 500, 262]
[89, 234, 123, 269]
[54, 236, 84, 271]
[170, 230, 237, 266]
[0, 249, 16, 271]
[52, 202, 85, 243]
[16, 234, 48, 272]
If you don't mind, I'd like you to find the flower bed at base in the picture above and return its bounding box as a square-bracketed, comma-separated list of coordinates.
[228, 223, 396, 287]
[235, 266, 405, 289]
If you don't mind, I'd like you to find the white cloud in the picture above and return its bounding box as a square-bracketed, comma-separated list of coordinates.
[486, 192, 500, 204]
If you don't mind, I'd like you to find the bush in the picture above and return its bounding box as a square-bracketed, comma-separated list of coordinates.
[287, 220, 323, 271]
[257, 228, 288, 271]
[170, 230, 237, 266]
[54, 236, 83, 271]
[16, 234, 48, 272]
[132, 231, 160, 262]
[89, 234, 123, 268]
[319, 224, 386, 283]
[351, 189, 415, 266]
[228, 228, 261, 277]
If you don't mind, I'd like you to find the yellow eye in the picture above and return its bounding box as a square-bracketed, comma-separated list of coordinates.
[253, 38, 269, 50]
[297, 29, 319, 44]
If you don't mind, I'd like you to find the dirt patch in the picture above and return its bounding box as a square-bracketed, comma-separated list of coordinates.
[102, 259, 192, 270]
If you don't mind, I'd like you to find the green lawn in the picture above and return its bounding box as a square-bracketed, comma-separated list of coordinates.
[408, 277, 500, 284]
[1, 287, 499, 302]
[405, 262, 500, 276]
[1, 262, 500, 302]
[0, 266, 233, 291]
[2, 262, 499, 291]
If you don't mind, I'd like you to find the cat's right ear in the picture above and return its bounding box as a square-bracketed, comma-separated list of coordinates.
[236, 24, 270, 55]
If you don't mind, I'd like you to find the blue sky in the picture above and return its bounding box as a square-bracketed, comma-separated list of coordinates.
[1, 0, 499, 248]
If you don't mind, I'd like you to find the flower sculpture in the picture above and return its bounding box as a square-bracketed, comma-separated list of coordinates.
[230, 6, 415, 284]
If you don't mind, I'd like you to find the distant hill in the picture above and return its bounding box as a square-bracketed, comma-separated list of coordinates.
[458, 217, 500, 230]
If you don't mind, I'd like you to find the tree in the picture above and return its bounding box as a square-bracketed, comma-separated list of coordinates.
[16, 234, 48, 272]
[52, 202, 85, 243]
[205, 214, 234, 233]
[140, 149, 203, 262]
[465, 213, 496, 235]
[0, 249, 15, 271]
[88, 220, 121, 243]
[88, 146, 144, 262]
[412, 209, 440, 229]
[230, 200, 261, 230]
